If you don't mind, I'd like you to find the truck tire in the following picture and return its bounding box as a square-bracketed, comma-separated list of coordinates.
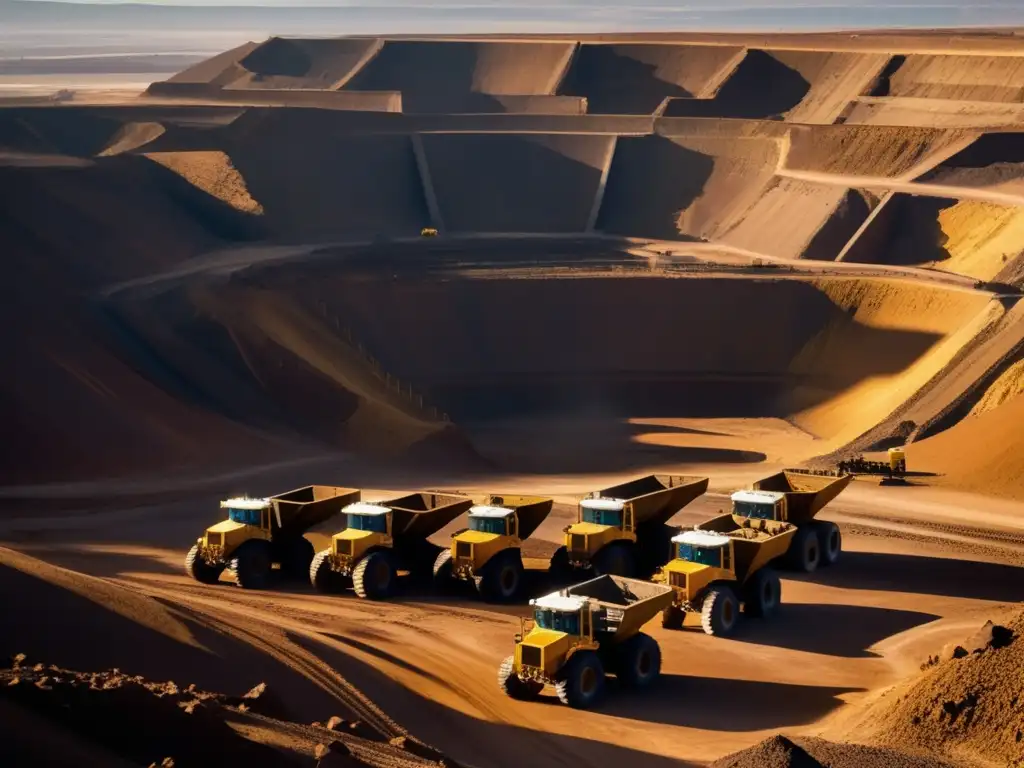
[478, 550, 524, 603]
[352, 551, 396, 600]
[432, 548, 454, 589]
[701, 585, 739, 637]
[548, 546, 571, 579]
[310, 549, 346, 593]
[744, 568, 781, 619]
[230, 540, 273, 590]
[184, 545, 222, 585]
[279, 537, 314, 581]
[661, 604, 684, 630]
[592, 542, 635, 577]
[787, 526, 821, 573]
[497, 656, 542, 701]
[555, 651, 606, 709]
[815, 521, 842, 567]
[616, 632, 661, 688]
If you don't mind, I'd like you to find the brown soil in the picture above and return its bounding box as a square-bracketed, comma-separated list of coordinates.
[712, 734, 956, 768]
[855, 612, 1024, 767]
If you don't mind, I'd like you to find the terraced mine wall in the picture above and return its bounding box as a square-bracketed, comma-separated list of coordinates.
[270, 270, 989, 434]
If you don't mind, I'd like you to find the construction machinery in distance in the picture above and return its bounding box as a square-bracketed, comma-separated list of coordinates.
[657, 524, 795, 637]
[310, 492, 473, 600]
[834, 447, 908, 482]
[705, 471, 852, 573]
[433, 494, 553, 602]
[551, 475, 709, 579]
[420, 227, 438, 237]
[185, 485, 359, 589]
[499, 574, 675, 709]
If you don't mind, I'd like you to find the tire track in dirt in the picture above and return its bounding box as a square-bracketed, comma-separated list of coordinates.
[117, 579, 407, 740]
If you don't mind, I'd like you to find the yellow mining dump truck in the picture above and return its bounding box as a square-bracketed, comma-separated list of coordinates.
[711, 471, 852, 573]
[499, 574, 674, 709]
[658, 523, 796, 637]
[185, 485, 359, 590]
[310, 491, 473, 600]
[433, 494, 553, 602]
[551, 475, 709, 578]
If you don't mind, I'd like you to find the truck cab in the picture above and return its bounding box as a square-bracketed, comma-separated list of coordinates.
[731, 489, 788, 522]
[200, 497, 273, 562]
[661, 530, 734, 606]
[331, 502, 392, 567]
[888, 447, 907, 475]
[515, 593, 595, 681]
[452, 505, 517, 577]
[564, 497, 635, 568]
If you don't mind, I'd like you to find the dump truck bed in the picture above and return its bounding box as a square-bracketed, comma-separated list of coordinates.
[695, 514, 797, 582]
[752, 471, 851, 524]
[271, 486, 360, 536]
[485, 493, 554, 540]
[566, 574, 675, 640]
[590, 475, 709, 527]
[381, 492, 474, 538]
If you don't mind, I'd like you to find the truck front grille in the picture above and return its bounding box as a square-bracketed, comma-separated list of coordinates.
[520, 646, 542, 669]
[671, 572, 687, 589]
[206, 533, 222, 547]
[570, 534, 587, 552]
[335, 540, 352, 556]
[455, 541, 472, 559]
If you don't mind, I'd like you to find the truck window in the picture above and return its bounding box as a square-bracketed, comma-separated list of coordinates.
[733, 501, 775, 520]
[227, 507, 263, 526]
[469, 516, 506, 535]
[533, 609, 580, 635]
[677, 543, 723, 567]
[347, 514, 387, 533]
[581, 508, 621, 527]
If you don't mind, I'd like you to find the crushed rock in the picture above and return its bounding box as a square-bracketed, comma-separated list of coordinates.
[712, 734, 957, 768]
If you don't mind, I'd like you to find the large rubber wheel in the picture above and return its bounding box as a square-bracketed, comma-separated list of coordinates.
[815, 521, 842, 567]
[230, 540, 274, 590]
[555, 652, 606, 710]
[310, 549, 347, 593]
[478, 551, 524, 603]
[497, 656, 543, 701]
[184, 544, 223, 585]
[616, 633, 661, 689]
[700, 585, 739, 637]
[592, 543, 635, 577]
[744, 568, 781, 619]
[548, 546, 571, 578]
[279, 537, 314, 581]
[787, 526, 821, 573]
[352, 551, 396, 600]
[432, 548, 454, 590]
[661, 604, 684, 630]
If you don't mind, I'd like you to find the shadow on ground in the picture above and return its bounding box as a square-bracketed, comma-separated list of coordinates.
[790, 551, 1024, 603]
[728, 602, 940, 658]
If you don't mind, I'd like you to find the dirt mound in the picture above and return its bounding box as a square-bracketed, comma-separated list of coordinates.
[883, 54, 1024, 102]
[558, 43, 742, 114]
[862, 612, 1023, 767]
[230, 37, 380, 90]
[146, 151, 264, 214]
[597, 132, 781, 240]
[343, 40, 574, 113]
[840, 193, 1024, 280]
[905, 390, 1024, 499]
[783, 125, 976, 179]
[420, 133, 611, 232]
[970, 358, 1024, 416]
[162, 41, 260, 87]
[0, 656, 444, 768]
[99, 121, 166, 156]
[712, 734, 955, 768]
